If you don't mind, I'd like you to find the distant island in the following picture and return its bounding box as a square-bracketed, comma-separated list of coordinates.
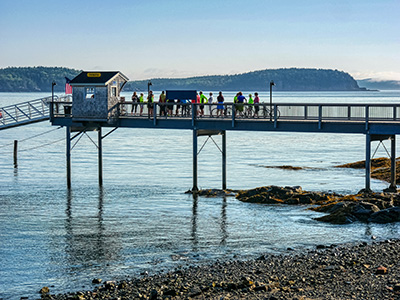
[0, 66, 399, 92]
[126, 68, 363, 92]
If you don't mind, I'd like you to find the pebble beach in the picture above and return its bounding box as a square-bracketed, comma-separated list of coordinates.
[40, 239, 400, 300]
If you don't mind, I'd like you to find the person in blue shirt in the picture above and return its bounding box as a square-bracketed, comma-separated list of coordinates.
[235, 92, 246, 117]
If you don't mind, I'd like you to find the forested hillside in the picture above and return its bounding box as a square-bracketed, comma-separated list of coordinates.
[0, 66, 363, 92]
[0, 66, 81, 92]
[125, 68, 362, 91]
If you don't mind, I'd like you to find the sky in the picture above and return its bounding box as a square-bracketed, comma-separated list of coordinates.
[0, 0, 399, 81]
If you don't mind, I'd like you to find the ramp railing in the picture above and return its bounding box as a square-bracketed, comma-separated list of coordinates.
[0, 95, 71, 130]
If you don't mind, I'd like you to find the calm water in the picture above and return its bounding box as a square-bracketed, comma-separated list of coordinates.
[1, 91, 400, 299]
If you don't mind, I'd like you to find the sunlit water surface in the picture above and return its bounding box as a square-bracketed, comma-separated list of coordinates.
[1, 91, 400, 299]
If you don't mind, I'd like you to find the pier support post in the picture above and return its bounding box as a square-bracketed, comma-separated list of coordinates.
[13, 140, 18, 168]
[192, 129, 198, 192]
[66, 126, 71, 189]
[389, 135, 396, 191]
[365, 134, 372, 192]
[98, 127, 103, 186]
[222, 130, 227, 190]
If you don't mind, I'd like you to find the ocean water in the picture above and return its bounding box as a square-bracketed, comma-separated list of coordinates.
[1, 91, 400, 299]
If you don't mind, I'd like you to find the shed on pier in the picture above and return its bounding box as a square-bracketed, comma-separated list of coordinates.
[69, 71, 129, 120]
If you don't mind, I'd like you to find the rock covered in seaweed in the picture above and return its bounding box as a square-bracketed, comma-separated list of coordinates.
[235, 185, 400, 224]
[236, 185, 335, 206]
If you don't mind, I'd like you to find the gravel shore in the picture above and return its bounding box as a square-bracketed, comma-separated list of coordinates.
[41, 239, 400, 300]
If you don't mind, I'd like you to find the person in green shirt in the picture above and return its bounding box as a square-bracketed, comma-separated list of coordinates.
[139, 93, 144, 116]
[199, 91, 208, 116]
[247, 94, 254, 117]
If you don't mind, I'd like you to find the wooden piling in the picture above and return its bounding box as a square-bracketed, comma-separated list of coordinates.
[66, 127, 71, 189]
[13, 140, 18, 167]
[222, 131, 226, 190]
[98, 127, 103, 186]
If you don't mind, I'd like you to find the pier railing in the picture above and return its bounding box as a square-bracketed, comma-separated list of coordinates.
[50, 101, 400, 125]
[0, 96, 72, 130]
[120, 102, 400, 122]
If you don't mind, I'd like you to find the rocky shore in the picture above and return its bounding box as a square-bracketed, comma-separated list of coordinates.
[39, 240, 400, 300]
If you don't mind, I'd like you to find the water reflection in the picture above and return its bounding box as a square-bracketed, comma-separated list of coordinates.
[64, 188, 121, 273]
[13, 166, 18, 183]
[220, 198, 228, 245]
[191, 195, 198, 249]
[190, 195, 228, 249]
[365, 224, 372, 236]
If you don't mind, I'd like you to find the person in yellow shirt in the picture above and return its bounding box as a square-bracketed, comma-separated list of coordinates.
[199, 91, 208, 116]
[139, 93, 144, 116]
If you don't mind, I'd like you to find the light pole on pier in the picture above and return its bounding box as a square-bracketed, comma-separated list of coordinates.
[52, 81, 57, 114]
[147, 80, 152, 94]
[269, 80, 275, 121]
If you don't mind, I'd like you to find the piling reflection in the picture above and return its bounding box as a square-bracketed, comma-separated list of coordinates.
[190, 194, 229, 249]
[64, 187, 121, 272]
[220, 197, 228, 245]
[191, 194, 198, 249]
[13, 166, 18, 180]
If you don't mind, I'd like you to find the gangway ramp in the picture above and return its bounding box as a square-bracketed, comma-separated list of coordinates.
[0, 95, 70, 131]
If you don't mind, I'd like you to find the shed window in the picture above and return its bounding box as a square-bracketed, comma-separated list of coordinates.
[111, 87, 117, 97]
[85, 87, 95, 99]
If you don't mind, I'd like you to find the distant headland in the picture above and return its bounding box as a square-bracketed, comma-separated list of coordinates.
[0, 66, 398, 92]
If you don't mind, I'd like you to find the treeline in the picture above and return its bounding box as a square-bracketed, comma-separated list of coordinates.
[0, 66, 363, 92]
[0, 66, 81, 92]
[125, 68, 362, 92]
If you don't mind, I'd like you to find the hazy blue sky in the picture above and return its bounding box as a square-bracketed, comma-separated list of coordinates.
[0, 0, 399, 81]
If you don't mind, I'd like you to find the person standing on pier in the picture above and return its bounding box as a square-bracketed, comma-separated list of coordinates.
[248, 93, 254, 117]
[131, 91, 139, 115]
[217, 91, 224, 117]
[254, 92, 260, 118]
[159, 91, 166, 116]
[147, 91, 154, 118]
[208, 92, 214, 116]
[235, 92, 245, 117]
[139, 93, 144, 116]
[199, 91, 207, 116]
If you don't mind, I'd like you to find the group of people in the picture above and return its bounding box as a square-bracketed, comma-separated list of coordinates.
[232, 91, 261, 117]
[129, 90, 261, 118]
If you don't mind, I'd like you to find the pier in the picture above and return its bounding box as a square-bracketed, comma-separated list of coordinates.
[2, 71, 400, 192]
[50, 100, 400, 191]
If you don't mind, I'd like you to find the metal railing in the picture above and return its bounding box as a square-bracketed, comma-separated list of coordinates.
[116, 102, 400, 122]
[50, 100, 400, 128]
[0, 96, 61, 130]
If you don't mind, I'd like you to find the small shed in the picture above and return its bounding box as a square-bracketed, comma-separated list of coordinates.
[69, 71, 129, 119]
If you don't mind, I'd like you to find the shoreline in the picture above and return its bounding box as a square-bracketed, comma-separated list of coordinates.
[41, 239, 400, 300]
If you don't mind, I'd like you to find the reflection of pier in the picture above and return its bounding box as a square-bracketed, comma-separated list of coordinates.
[64, 188, 121, 270]
[190, 195, 228, 251]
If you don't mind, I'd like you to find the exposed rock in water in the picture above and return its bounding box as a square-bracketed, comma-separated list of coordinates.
[234, 185, 400, 224]
[263, 165, 305, 170]
[336, 156, 400, 183]
[186, 189, 237, 197]
[368, 207, 400, 223]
